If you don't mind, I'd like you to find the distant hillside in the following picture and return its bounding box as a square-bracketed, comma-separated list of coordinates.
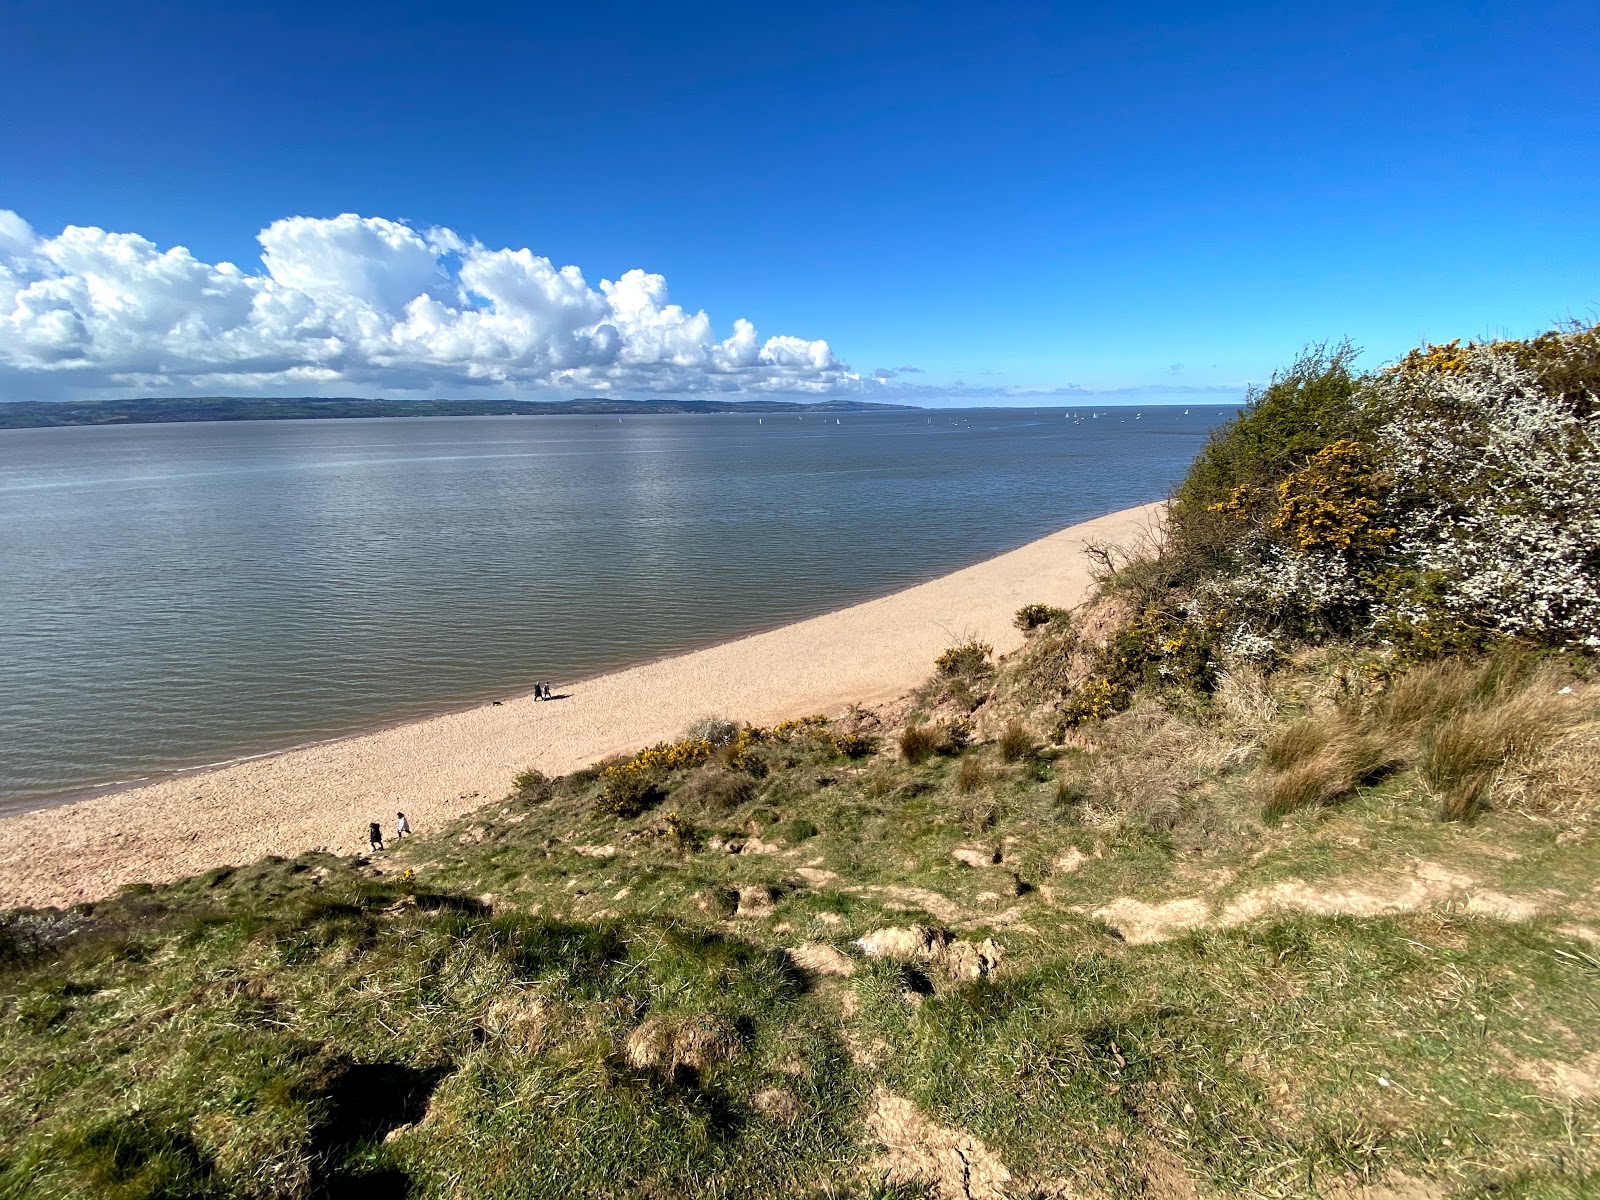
[0, 395, 917, 430]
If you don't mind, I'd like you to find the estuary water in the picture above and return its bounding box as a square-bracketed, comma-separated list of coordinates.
[0, 407, 1228, 811]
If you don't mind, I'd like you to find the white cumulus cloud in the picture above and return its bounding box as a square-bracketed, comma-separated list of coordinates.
[0, 211, 858, 398]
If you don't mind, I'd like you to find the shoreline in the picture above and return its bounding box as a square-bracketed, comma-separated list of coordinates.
[0, 501, 1162, 910]
[0, 529, 1108, 820]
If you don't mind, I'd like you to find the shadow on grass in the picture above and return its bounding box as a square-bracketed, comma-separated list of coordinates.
[309, 1060, 451, 1199]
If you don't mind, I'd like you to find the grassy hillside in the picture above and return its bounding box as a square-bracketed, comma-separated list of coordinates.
[3, 326, 1598, 1199]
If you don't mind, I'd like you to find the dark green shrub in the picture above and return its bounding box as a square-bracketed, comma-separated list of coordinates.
[597, 771, 666, 818]
[1014, 604, 1068, 634]
[1169, 342, 1368, 546]
[831, 732, 877, 759]
[935, 641, 993, 677]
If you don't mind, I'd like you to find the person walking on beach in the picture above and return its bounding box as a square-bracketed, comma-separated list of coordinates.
[396, 811, 411, 839]
[368, 822, 384, 852]
[533, 681, 545, 701]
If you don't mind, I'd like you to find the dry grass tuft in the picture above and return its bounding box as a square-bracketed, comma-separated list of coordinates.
[1421, 685, 1574, 821]
[1055, 702, 1254, 838]
[1261, 706, 1397, 819]
[1381, 658, 1481, 733]
[900, 724, 937, 765]
[1380, 650, 1545, 734]
[1264, 716, 1335, 771]
[998, 721, 1033, 763]
[1362, 654, 1581, 821]
[624, 1014, 742, 1079]
[955, 756, 989, 794]
[673, 766, 756, 814]
[1263, 735, 1388, 819]
[1499, 720, 1600, 819]
[1255, 656, 1582, 822]
[1213, 667, 1280, 738]
[1260, 710, 1388, 825]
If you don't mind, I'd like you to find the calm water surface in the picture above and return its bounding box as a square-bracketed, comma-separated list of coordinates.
[0, 408, 1229, 811]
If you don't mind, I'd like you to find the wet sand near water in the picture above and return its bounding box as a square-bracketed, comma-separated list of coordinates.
[0, 502, 1161, 909]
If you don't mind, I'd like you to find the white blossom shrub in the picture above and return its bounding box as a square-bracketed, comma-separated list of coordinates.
[1376, 346, 1600, 649]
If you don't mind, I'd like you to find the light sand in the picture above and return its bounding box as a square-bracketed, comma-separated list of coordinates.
[0, 502, 1161, 909]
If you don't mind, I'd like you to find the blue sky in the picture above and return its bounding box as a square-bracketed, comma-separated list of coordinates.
[1, 0, 1595, 404]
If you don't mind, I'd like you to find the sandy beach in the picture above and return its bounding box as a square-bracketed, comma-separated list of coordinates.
[0, 501, 1160, 909]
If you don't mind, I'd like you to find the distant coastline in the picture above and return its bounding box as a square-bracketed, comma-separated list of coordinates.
[0, 395, 918, 430]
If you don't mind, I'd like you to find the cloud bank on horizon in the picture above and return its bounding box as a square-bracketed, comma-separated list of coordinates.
[0, 210, 860, 400]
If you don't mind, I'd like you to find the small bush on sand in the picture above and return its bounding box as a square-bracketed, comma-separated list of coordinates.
[936, 641, 993, 677]
[999, 721, 1033, 762]
[684, 717, 741, 748]
[1014, 604, 1068, 634]
[899, 723, 937, 765]
[511, 768, 554, 804]
[1011, 625, 1084, 698]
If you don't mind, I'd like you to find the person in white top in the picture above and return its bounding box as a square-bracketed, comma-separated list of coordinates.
[396, 812, 412, 839]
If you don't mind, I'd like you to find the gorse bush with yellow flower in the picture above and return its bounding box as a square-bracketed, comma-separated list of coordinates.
[1168, 323, 1600, 659]
[593, 717, 882, 818]
[1268, 440, 1395, 555]
[1053, 322, 1600, 728]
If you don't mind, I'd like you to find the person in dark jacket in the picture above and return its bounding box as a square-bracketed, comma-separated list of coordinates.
[368, 822, 384, 852]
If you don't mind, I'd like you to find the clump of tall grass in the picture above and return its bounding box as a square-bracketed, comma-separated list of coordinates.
[1257, 653, 1577, 822]
[998, 721, 1034, 762]
[1373, 652, 1574, 820]
[672, 765, 756, 814]
[1261, 713, 1392, 819]
[955, 756, 989, 794]
[1420, 686, 1572, 820]
[899, 723, 937, 765]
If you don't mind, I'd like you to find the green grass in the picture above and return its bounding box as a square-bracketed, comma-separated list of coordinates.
[2, 655, 1597, 1198]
